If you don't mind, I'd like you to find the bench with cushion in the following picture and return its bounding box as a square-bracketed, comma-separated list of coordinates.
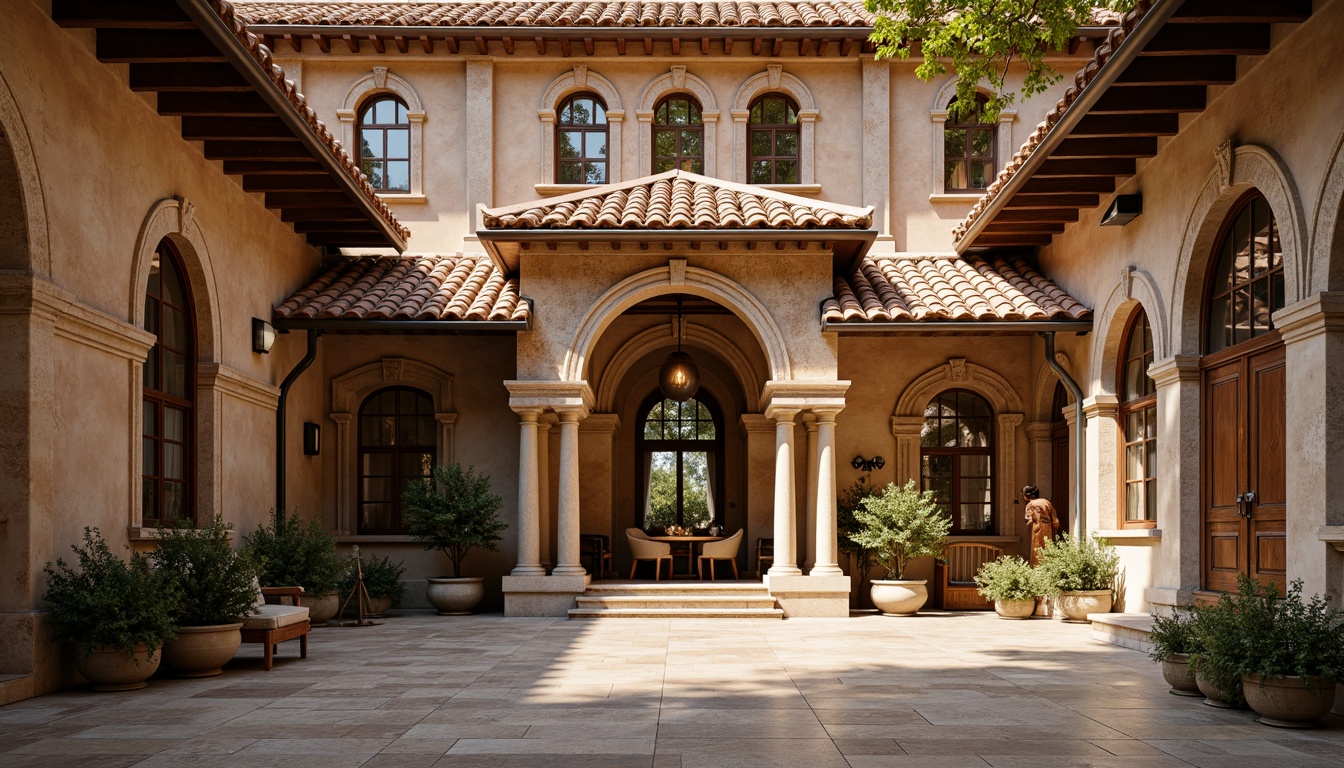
[240, 585, 310, 670]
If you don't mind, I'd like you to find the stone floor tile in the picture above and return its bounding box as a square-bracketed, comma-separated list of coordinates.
[980, 758, 1193, 768]
[446, 738, 656, 755]
[894, 739, 1112, 757]
[235, 737, 394, 754]
[7, 737, 181, 755]
[842, 756, 992, 767]
[1086, 739, 1168, 756]
[832, 738, 907, 755]
[402, 724, 531, 739]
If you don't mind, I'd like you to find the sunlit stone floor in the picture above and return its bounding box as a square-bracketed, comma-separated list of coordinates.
[2, 611, 1342, 768]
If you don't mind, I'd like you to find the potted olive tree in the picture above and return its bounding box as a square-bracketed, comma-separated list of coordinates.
[43, 528, 180, 691]
[153, 517, 260, 677]
[1235, 577, 1344, 727]
[850, 480, 950, 616]
[403, 463, 508, 615]
[973, 555, 1043, 619]
[243, 511, 345, 624]
[1148, 608, 1201, 696]
[1035, 534, 1120, 621]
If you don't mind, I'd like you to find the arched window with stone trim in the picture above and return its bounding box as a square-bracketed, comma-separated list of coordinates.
[142, 239, 196, 525]
[637, 393, 722, 532]
[358, 95, 411, 193]
[358, 387, 436, 535]
[1205, 192, 1285, 353]
[920, 389, 994, 534]
[943, 95, 995, 192]
[652, 94, 704, 174]
[556, 93, 608, 184]
[747, 94, 800, 184]
[1119, 307, 1157, 526]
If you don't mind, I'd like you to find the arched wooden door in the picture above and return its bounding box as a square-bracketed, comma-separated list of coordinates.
[1200, 192, 1287, 594]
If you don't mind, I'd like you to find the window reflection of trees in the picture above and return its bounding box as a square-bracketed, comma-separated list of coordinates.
[556, 93, 608, 184]
[1206, 193, 1284, 353]
[920, 390, 994, 534]
[639, 397, 719, 531]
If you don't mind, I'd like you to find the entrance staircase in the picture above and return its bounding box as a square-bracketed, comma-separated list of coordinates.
[567, 581, 783, 619]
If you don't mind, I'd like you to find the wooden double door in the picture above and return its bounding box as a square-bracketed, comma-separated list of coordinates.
[1201, 335, 1287, 594]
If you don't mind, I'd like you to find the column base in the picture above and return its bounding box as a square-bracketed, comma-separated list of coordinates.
[764, 575, 851, 618]
[501, 574, 591, 617]
[550, 565, 588, 577]
[510, 565, 547, 577]
[765, 566, 803, 578]
[808, 564, 844, 577]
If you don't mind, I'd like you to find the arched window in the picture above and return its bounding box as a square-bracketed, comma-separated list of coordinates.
[653, 95, 704, 174]
[747, 94, 799, 184]
[358, 387, 436, 535]
[358, 95, 411, 192]
[1206, 192, 1285, 353]
[920, 390, 994, 534]
[556, 93, 608, 184]
[1120, 308, 1157, 525]
[143, 239, 195, 524]
[638, 394, 722, 531]
[944, 95, 995, 192]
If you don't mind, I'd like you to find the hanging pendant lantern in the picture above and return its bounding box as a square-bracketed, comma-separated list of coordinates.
[659, 299, 700, 402]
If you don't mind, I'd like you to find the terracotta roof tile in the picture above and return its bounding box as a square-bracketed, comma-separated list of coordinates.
[481, 170, 872, 230]
[275, 256, 528, 322]
[822, 256, 1091, 324]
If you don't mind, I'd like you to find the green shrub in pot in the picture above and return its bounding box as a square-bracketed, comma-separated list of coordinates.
[1148, 607, 1201, 696]
[243, 510, 344, 597]
[974, 555, 1044, 602]
[1234, 576, 1344, 726]
[403, 463, 508, 614]
[339, 553, 407, 611]
[1188, 595, 1246, 707]
[1034, 534, 1120, 595]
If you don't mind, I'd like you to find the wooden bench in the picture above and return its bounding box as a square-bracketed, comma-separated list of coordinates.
[240, 586, 310, 671]
[935, 543, 1003, 611]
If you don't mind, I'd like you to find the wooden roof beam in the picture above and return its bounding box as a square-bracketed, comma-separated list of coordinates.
[95, 29, 225, 62]
[1113, 55, 1236, 85]
[128, 63, 252, 92]
[180, 116, 294, 140]
[981, 221, 1068, 234]
[156, 92, 273, 116]
[1091, 85, 1206, 114]
[222, 160, 325, 175]
[52, 0, 194, 28]
[370, 36, 385, 54]
[474, 36, 489, 54]
[203, 140, 307, 160]
[393, 36, 409, 53]
[1052, 137, 1158, 158]
[1070, 113, 1180, 136]
[247, 176, 343, 193]
[1035, 158, 1137, 177]
[1018, 176, 1115, 194]
[583, 37, 595, 55]
[503, 36, 515, 54]
[994, 208, 1080, 223]
[1169, 0, 1311, 24]
[284, 34, 301, 52]
[1142, 23, 1270, 56]
[264, 192, 358, 208]
[839, 38, 853, 57]
[312, 35, 330, 53]
[419, 35, 434, 53]
[971, 234, 1055, 247]
[1001, 194, 1100, 209]
[342, 34, 360, 53]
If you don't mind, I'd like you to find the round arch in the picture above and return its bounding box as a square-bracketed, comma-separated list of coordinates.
[564, 265, 791, 385]
[1090, 266, 1168, 394]
[130, 198, 221, 363]
[1312, 126, 1344, 293]
[540, 66, 624, 184]
[1030, 352, 1074, 424]
[594, 321, 764, 413]
[337, 67, 427, 198]
[0, 68, 50, 278]
[730, 64, 817, 185]
[893, 358, 1024, 418]
[637, 66, 719, 177]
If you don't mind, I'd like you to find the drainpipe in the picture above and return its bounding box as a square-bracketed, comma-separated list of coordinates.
[276, 329, 321, 522]
[1042, 332, 1086, 534]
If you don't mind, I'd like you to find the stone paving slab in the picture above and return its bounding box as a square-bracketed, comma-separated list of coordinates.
[0, 611, 1341, 768]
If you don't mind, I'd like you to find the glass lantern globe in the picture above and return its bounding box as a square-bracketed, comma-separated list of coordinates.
[658, 350, 700, 402]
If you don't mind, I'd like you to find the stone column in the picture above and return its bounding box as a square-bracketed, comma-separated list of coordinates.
[803, 416, 819, 571]
[538, 416, 554, 569]
[890, 415, 925, 486]
[511, 408, 545, 576]
[1081, 396, 1118, 534]
[768, 407, 802, 577]
[996, 413, 1024, 538]
[1026, 421, 1054, 503]
[1148, 355, 1201, 607]
[811, 407, 844, 577]
[552, 410, 585, 576]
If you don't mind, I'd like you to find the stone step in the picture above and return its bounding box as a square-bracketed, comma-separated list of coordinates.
[1089, 613, 1154, 653]
[568, 607, 785, 619]
[576, 595, 778, 609]
[584, 582, 769, 597]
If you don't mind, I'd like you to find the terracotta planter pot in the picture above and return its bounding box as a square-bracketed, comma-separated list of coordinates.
[869, 580, 928, 616]
[162, 623, 242, 678]
[75, 644, 161, 692]
[1242, 673, 1338, 728]
[1195, 670, 1244, 709]
[1055, 589, 1112, 622]
[426, 577, 484, 615]
[306, 593, 340, 625]
[1160, 653, 1201, 696]
[993, 598, 1036, 619]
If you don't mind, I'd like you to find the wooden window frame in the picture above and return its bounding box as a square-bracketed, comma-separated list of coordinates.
[943, 96, 996, 193]
[652, 95, 704, 174]
[1203, 190, 1285, 355]
[555, 92, 609, 185]
[920, 389, 996, 536]
[357, 386, 436, 536]
[357, 95, 412, 194]
[1118, 308, 1157, 529]
[635, 391, 723, 532]
[746, 94, 801, 185]
[142, 239, 196, 527]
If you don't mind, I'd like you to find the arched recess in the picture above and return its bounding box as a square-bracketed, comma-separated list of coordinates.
[1090, 266, 1168, 393]
[329, 358, 457, 535]
[129, 197, 225, 526]
[929, 76, 1016, 198]
[730, 64, 818, 185]
[636, 66, 719, 177]
[1031, 351, 1074, 424]
[0, 68, 49, 277]
[891, 358, 1025, 536]
[595, 321, 764, 413]
[336, 67, 427, 199]
[539, 66, 624, 184]
[1169, 143, 1307, 356]
[564, 264, 790, 386]
[1311, 126, 1344, 293]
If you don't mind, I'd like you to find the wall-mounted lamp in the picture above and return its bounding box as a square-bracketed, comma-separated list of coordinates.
[851, 455, 885, 472]
[252, 317, 276, 354]
[303, 422, 321, 456]
[1100, 193, 1142, 227]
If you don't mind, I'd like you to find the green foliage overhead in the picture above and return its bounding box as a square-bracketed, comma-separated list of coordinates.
[152, 516, 260, 626]
[1034, 534, 1119, 594]
[341, 553, 407, 604]
[849, 480, 950, 579]
[402, 463, 508, 578]
[866, 0, 1136, 122]
[43, 528, 181, 662]
[243, 510, 345, 596]
[973, 555, 1043, 602]
[1147, 607, 1198, 663]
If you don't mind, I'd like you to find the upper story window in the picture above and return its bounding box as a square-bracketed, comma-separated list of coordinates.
[1206, 192, 1285, 354]
[944, 96, 995, 192]
[747, 94, 799, 184]
[359, 95, 411, 193]
[143, 240, 196, 525]
[920, 390, 994, 535]
[556, 93, 608, 184]
[653, 95, 704, 174]
[358, 387, 436, 535]
[1120, 308, 1157, 526]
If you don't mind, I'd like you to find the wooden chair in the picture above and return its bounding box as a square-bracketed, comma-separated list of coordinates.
[935, 543, 1003, 610]
[240, 586, 310, 671]
[755, 538, 774, 577]
[698, 529, 743, 581]
[626, 528, 672, 581]
[669, 541, 694, 577]
[579, 533, 613, 578]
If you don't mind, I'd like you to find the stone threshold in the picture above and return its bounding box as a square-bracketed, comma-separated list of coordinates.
[1090, 612, 1153, 654]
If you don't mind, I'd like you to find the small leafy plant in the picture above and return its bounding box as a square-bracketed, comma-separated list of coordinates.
[849, 480, 950, 580]
[1188, 596, 1246, 706]
[152, 516, 259, 626]
[1236, 577, 1344, 686]
[43, 528, 180, 662]
[1035, 534, 1120, 595]
[340, 553, 407, 605]
[974, 555, 1043, 602]
[1148, 607, 1199, 663]
[243, 511, 345, 597]
[402, 463, 508, 578]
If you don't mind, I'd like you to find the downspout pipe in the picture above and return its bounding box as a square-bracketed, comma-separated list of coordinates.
[1042, 332, 1086, 535]
[276, 329, 321, 522]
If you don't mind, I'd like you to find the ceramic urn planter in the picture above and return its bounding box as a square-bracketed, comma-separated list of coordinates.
[161, 623, 243, 678]
[75, 644, 161, 692]
[1195, 670, 1244, 709]
[993, 598, 1036, 619]
[306, 593, 340, 625]
[1055, 589, 1112, 622]
[426, 577, 484, 615]
[869, 579, 928, 616]
[1242, 674, 1338, 727]
[1160, 653, 1201, 697]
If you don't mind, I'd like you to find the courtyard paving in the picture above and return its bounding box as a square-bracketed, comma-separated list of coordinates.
[1, 610, 1342, 768]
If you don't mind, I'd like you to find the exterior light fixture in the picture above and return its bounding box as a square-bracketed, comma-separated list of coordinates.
[252, 317, 276, 354]
[1100, 193, 1142, 227]
[658, 298, 699, 402]
[302, 422, 321, 456]
[851, 455, 886, 472]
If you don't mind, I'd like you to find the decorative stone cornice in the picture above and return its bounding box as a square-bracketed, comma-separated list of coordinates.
[1148, 354, 1200, 387]
[198, 363, 280, 410]
[761, 380, 850, 416]
[1081, 394, 1120, 418]
[0, 272, 155, 361]
[579, 413, 621, 434]
[1274, 291, 1344, 346]
[505, 379, 594, 417]
[740, 413, 774, 435]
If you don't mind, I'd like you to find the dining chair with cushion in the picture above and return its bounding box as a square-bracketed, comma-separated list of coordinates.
[579, 533, 613, 579]
[698, 529, 743, 581]
[626, 528, 673, 581]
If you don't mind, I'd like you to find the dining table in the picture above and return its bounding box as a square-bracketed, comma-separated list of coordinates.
[644, 534, 725, 579]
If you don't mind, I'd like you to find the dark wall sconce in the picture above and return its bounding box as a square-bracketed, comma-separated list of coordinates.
[1100, 193, 1142, 227]
[852, 455, 885, 472]
[303, 422, 321, 456]
[252, 317, 276, 354]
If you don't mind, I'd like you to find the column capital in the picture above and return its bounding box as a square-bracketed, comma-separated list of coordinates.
[1274, 291, 1344, 345]
[511, 406, 544, 420]
[578, 412, 621, 434]
[556, 409, 584, 423]
[890, 414, 925, 437]
[765, 405, 800, 421]
[1082, 394, 1119, 418]
[996, 412, 1024, 428]
[761, 379, 849, 416]
[1025, 421, 1054, 441]
[505, 379, 594, 417]
[1148, 354, 1200, 387]
[811, 405, 844, 421]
